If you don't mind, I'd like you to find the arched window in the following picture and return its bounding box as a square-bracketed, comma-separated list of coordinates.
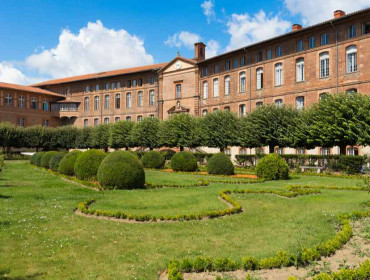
[104, 95, 110, 110]
[213, 78, 219, 97]
[137, 91, 143, 107]
[256, 101, 263, 107]
[94, 118, 99, 126]
[126, 116, 131, 121]
[275, 63, 283, 86]
[42, 99, 49, 111]
[104, 118, 109, 124]
[319, 52, 329, 78]
[94, 96, 99, 111]
[296, 96, 305, 110]
[224, 76, 230, 96]
[115, 117, 120, 122]
[239, 71, 246, 93]
[346, 88, 357, 93]
[149, 90, 155, 106]
[319, 92, 329, 100]
[239, 104, 246, 117]
[84, 119, 89, 127]
[202, 109, 208, 116]
[137, 115, 143, 122]
[126, 93, 132, 108]
[31, 97, 38, 109]
[346, 45, 357, 73]
[203, 81, 208, 99]
[115, 94, 121, 109]
[275, 99, 283, 107]
[18, 95, 25, 108]
[224, 106, 230, 111]
[256, 68, 263, 89]
[347, 146, 359, 156]
[296, 58, 304, 82]
[5, 93, 12, 107]
[84, 97, 89, 111]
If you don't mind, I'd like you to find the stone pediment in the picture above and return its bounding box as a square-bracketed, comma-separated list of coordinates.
[167, 100, 190, 114]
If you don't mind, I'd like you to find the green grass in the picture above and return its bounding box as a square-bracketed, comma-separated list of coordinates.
[0, 161, 369, 280]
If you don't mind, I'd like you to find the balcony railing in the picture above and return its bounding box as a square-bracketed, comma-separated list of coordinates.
[51, 103, 79, 112]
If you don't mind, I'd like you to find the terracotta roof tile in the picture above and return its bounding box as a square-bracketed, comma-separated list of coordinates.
[0, 81, 64, 97]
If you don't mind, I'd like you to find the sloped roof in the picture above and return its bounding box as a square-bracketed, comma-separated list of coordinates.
[158, 56, 197, 73]
[0, 81, 64, 97]
[32, 63, 168, 87]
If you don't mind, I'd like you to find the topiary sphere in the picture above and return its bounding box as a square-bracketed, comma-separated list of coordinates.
[49, 152, 67, 172]
[58, 150, 82, 176]
[170, 151, 197, 172]
[255, 153, 289, 180]
[97, 151, 145, 189]
[74, 149, 106, 180]
[207, 153, 235, 175]
[142, 151, 165, 169]
[40, 151, 58, 168]
[34, 152, 46, 167]
[30, 153, 38, 165]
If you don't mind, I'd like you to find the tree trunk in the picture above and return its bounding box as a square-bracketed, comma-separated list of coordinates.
[269, 144, 275, 154]
[339, 145, 347, 155]
[180, 146, 184, 151]
[220, 147, 225, 153]
[125, 146, 128, 151]
[150, 147, 153, 151]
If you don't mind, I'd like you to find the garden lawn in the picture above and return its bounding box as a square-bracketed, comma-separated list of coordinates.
[0, 161, 369, 280]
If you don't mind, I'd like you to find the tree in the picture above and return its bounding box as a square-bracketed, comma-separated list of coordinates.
[307, 92, 370, 155]
[55, 126, 79, 150]
[23, 125, 44, 150]
[159, 113, 203, 151]
[238, 105, 298, 153]
[0, 122, 21, 152]
[109, 120, 134, 150]
[130, 117, 161, 150]
[91, 124, 110, 152]
[75, 127, 93, 149]
[201, 110, 239, 152]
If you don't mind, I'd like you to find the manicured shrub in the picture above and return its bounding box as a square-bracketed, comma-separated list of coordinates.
[74, 149, 106, 180]
[0, 155, 4, 172]
[207, 153, 234, 175]
[40, 151, 58, 168]
[255, 153, 289, 180]
[33, 152, 46, 167]
[97, 151, 145, 189]
[58, 150, 82, 176]
[49, 152, 67, 172]
[142, 151, 165, 169]
[170, 152, 197, 172]
[30, 153, 38, 165]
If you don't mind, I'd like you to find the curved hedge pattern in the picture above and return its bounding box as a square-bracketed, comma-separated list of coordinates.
[40, 151, 58, 168]
[34, 152, 46, 167]
[58, 150, 82, 176]
[49, 152, 66, 172]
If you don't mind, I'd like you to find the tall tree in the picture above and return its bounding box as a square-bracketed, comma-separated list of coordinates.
[55, 126, 79, 150]
[201, 110, 239, 152]
[91, 124, 110, 152]
[23, 125, 44, 151]
[109, 120, 134, 150]
[130, 117, 161, 150]
[75, 127, 93, 149]
[0, 122, 21, 152]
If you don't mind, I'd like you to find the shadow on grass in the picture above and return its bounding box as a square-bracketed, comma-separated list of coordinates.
[0, 194, 11, 199]
[0, 270, 45, 280]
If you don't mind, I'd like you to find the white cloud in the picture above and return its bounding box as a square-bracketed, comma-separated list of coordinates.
[0, 62, 38, 85]
[284, 0, 370, 25]
[201, 0, 216, 24]
[226, 10, 291, 51]
[164, 31, 201, 49]
[25, 20, 154, 79]
[206, 40, 220, 58]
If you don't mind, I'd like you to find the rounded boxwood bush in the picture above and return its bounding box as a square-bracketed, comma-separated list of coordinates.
[58, 150, 82, 176]
[97, 151, 145, 189]
[170, 151, 197, 172]
[49, 152, 67, 172]
[30, 153, 38, 165]
[34, 152, 46, 167]
[207, 153, 235, 175]
[142, 151, 165, 169]
[74, 149, 106, 180]
[255, 153, 289, 180]
[40, 151, 58, 169]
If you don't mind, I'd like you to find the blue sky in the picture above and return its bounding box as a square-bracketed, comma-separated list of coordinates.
[0, 0, 369, 84]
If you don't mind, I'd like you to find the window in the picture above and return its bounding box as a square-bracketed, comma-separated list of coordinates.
[363, 22, 370, 34]
[149, 77, 155, 85]
[149, 90, 155, 106]
[90, 85, 94, 92]
[149, 114, 154, 119]
[347, 147, 359, 156]
[96, 85, 100, 91]
[42, 99, 49, 111]
[233, 59, 238, 68]
[296, 58, 305, 82]
[224, 106, 230, 111]
[18, 95, 25, 108]
[240, 148, 247, 155]
[214, 64, 219, 74]
[239, 104, 246, 117]
[126, 116, 131, 121]
[84, 97, 89, 111]
[31, 97, 37, 109]
[84, 119, 89, 127]
[297, 148, 306, 155]
[176, 84, 181, 98]
[296, 96, 305, 110]
[319, 93, 329, 100]
[346, 45, 357, 73]
[111, 83, 116, 90]
[309, 36, 316, 49]
[115, 94, 121, 109]
[115, 117, 120, 122]
[321, 33, 329, 45]
[127, 80, 131, 88]
[224, 76, 230, 96]
[94, 118, 99, 126]
[132, 80, 137, 87]
[213, 108, 218, 112]
[297, 40, 304, 52]
[213, 78, 219, 97]
[275, 63, 283, 86]
[138, 91, 143, 107]
[257, 51, 263, 62]
[225, 61, 230, 70]
[138, 78, 142, 86]
[43, 120, 49, 127]
[105, 83, 110, 91]
[203, 67, 209, 76]
[346, 88, 357, 93]
[276, 46, 282, 57]
[202, 109, 207, 116]
[85, 86, 89, 93]
[104, 95, 109, 110]
[203, 81, 208, 99]
[321, 148, 330, 156]
[240, 56, 245, 66]
[18, 117, 25, 127]
[275, 147, 283, 155]
[256, 68, 263, 89]
[225, 148, 231, 156]
[94, 96, 99, 111]
[256, 101, 263, 107]
[126, 93, 132, 108]
[137, 115, 143, 122]
[117, 82, 120, 89]
[275, 99, 283, 107]
[266, 49, 272, 60]
[347, 25, 356, 39]
[319, 52, 330, 78]
[104, 118, 109, 124]
[240, 71, 246, 93]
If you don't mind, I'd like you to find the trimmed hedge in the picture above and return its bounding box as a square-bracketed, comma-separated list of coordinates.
[171, 152, 197, 172]
[40, 151, 58, 169]
[49, 152, 67, 172]
[58, 150, 82, 176]
[142, 151, 165, 169]
[97, 151, 145, 189]
[255, 153, 289, 180]
[34, 152, 46, 167]
[311, 259, 370, 280]
[74, 149, 106, 180]
[207, 153, 234, 175]
[0, 155, 4, 172]
[30, 153, 38, 165]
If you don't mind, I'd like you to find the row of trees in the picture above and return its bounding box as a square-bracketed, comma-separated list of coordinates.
[1, 93, 369, 155]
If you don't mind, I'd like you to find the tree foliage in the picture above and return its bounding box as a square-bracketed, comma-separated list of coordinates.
[130, 117, 161, 150]
[109, 120, 134, 149]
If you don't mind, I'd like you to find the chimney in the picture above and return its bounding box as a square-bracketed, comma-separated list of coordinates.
[334, 10, 345, 19]
[292, 24, 302, 32]
[194, 42, 206, 62]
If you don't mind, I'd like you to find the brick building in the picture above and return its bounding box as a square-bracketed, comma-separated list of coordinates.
[1, 8, 370, 155]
